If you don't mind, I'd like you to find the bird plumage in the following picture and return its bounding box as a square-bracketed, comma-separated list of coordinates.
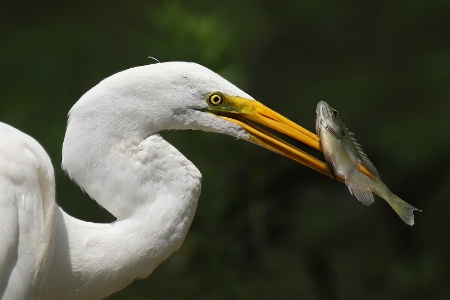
[0, 122, 55, 299]
[1, 62, 260, 299]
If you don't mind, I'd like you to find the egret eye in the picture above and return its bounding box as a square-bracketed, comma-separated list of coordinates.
[207, 92, 224, 106]
[332, 109, 338, 117]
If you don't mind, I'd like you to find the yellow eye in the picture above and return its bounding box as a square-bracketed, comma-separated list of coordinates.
[207, 92, 224, 106]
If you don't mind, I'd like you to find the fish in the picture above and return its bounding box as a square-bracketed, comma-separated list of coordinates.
[315, 101, 420, 225]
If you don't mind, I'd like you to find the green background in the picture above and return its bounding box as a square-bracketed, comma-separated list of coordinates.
[1, 1, 449, 299]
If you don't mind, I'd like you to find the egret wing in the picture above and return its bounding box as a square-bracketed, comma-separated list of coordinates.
[0, 123, 55, 299]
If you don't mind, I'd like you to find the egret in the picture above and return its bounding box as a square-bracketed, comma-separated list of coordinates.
[0, 62, 331, 299]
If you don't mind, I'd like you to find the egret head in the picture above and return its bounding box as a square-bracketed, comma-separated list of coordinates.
[64, 62, 331, 178]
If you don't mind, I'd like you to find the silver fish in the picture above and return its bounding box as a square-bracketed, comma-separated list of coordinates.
[315, 101, 420, 225]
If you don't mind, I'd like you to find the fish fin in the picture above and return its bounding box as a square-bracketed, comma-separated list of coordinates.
[325, 158, 337, 179]
[348, 128, 379, 177]
[384, 193, 421, 226]
[347, 182, 374, 206]
[346, 171, 374, 206]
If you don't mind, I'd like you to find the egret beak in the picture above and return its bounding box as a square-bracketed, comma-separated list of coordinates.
[206, 92, 334, 178]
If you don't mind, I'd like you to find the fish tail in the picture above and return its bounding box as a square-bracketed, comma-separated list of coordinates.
[385, 193, 421, 226]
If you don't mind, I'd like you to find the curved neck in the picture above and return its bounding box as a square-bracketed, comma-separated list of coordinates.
[44, 134, 201, 299]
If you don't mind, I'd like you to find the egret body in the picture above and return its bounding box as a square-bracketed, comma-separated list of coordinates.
[0, 62, 328, 299]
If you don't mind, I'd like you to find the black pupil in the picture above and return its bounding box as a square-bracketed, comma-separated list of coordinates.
[213, 95, 221, 104]
[332, 110, 338, 117]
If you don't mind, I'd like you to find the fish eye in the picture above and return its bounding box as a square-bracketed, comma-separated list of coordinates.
[207, 92, 224, 106]
[332, 109, 338, 117]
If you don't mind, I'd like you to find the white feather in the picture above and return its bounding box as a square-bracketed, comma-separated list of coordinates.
[1, 62, 255, 299]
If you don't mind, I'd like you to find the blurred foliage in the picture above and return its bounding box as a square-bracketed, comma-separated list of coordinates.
[1, 0, 450, 299]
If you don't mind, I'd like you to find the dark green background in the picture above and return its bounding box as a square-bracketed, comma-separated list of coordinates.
[1, 1, 449, 299]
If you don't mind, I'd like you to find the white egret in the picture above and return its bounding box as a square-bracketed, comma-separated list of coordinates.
[0, 62, 331, 299]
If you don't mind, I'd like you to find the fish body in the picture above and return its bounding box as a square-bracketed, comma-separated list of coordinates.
[315, 101, 420, 225]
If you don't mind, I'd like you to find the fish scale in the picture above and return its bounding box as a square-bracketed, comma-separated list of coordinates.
[315, 101, 420, 225]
